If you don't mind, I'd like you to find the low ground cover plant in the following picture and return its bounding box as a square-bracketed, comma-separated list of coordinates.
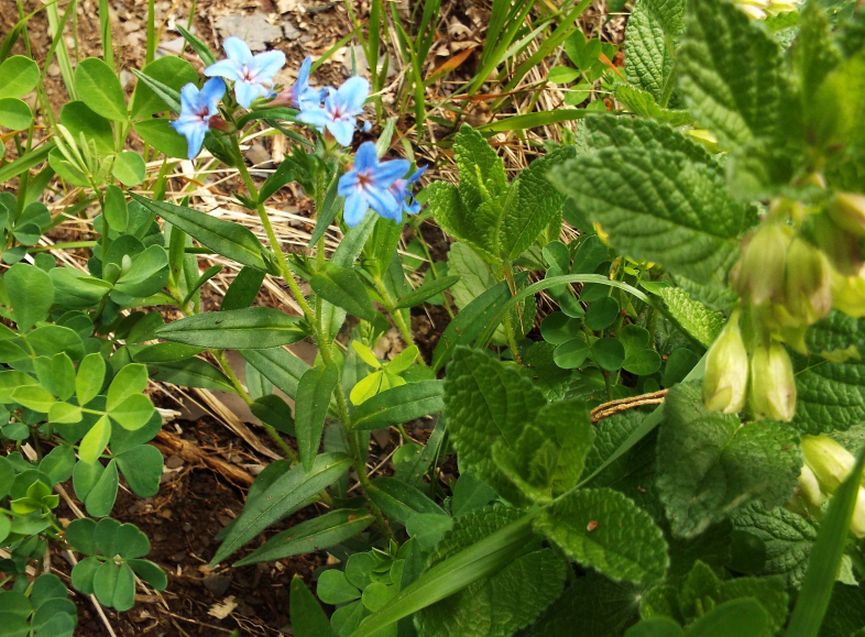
[0, 0, 865, 635]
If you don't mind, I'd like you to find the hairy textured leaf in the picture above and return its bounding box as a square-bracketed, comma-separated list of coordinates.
[657, 384, 801, 538]
[656, 286, 724, 347]
[551, 117, 749, 285]
[500, 150, 568, 259]
[536, 488, 668, 585]
[416, 507, 565, 637]
[678, 0, 798, 192]
[795, 313, 865, 433]
[492, 400, 594, 503]
[625, 0, 685, 100]
[444, 348, 547, 501]
[731, 503, 816, 588]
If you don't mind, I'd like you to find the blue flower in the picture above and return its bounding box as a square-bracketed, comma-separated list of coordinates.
[204, 37, 286, 108]
[170, 78, 226, 159]
[289, 57, 326, 109]
[389, 166, 427, 216]
[297, 76, 369, 146]
[338, 142, 410, 226]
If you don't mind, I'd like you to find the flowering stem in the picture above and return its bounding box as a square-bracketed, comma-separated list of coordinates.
[372, 275, 428, 366]
[230, 138, 388, 533]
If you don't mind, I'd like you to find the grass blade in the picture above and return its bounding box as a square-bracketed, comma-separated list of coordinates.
[787, 446, 865, 637]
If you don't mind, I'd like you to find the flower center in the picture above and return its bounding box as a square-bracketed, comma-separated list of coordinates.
[196, 106, 210, 122]
[357, 169, 373, 190]
[241, 65, 255, 82]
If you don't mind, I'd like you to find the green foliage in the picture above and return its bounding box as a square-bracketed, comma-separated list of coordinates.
[656, 384, 801, 538]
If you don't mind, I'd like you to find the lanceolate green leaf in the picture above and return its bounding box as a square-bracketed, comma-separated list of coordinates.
[309, 264, 377, 321]
[787, 447, 865, 637]
[350, 512, 536, 637]
[235, 509, 374, 566]
[210, 453, 350, 565]
[351, 380, 444, 430]
[241, 347, 310, 399]
[131, 194, 269, 271]
[157, 308, 306, 350]
[295, 363, 339, 471]
[291, 576, 337, 637]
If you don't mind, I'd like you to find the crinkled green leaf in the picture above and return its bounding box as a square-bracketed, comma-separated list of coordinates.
[416, 507, 565, 637]
[656, 286, 725, 347]
[624, 0, 685, 100]
[536, 487, 668, 585]
[795, 313, 865, 433]
[657, 384, 801, 538]
[492, 400, 593, 503]
[731, 503, 817, 588]
[444, 347, 547, 501]
[551, 117, 749, 286]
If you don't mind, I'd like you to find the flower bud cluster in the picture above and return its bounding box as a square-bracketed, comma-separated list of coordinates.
[797, 436, 865, 538]
[702, 311, 797, 421]
[734, 0, 799, 19]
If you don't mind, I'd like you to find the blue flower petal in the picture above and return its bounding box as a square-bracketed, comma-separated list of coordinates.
[337, 76, 369, 113]
[253, 50, 286, 81]
[297, 57, 312, 84]
[234, 81, 267, 109]
[354, 142, 378, 171]
[200, 78, 227, 106]
[186, 125, 207, 160]
[179, 83, 200, 113]
[343, 192, 369, 227]
[328, 119, 356, 146]
[223, 37, 254, 64]
[365, 186, 401, 221]
[296, 106, 330, 129]
[338, 171, 359, 196]
[204, 59, 242, 82]
[372, 158, 411, 184]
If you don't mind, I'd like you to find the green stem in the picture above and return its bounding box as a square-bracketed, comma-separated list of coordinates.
[372, 276, 427, 366]
[231, 139, 388, 533]
[502, 266, 523, 364]
[214, 351, 298, 462]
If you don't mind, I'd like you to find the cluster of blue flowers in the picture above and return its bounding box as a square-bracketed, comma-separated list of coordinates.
[171, 38, 425, 227]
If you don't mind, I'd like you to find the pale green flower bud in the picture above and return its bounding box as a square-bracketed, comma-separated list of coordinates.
[732, 223, 794, 307]
[797, 464, 826, 509]
[852, 487, 865, 538]
[783, 238, 832, 325]
[800, 436, 865, 538]
[703, 313, 749, 414]
[748, 342, 796, 422]
[831, 267, 865, 318]
[828, 193, 865, 237]
[801, 435, 855, 493]
[814, 214, 860, 276]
